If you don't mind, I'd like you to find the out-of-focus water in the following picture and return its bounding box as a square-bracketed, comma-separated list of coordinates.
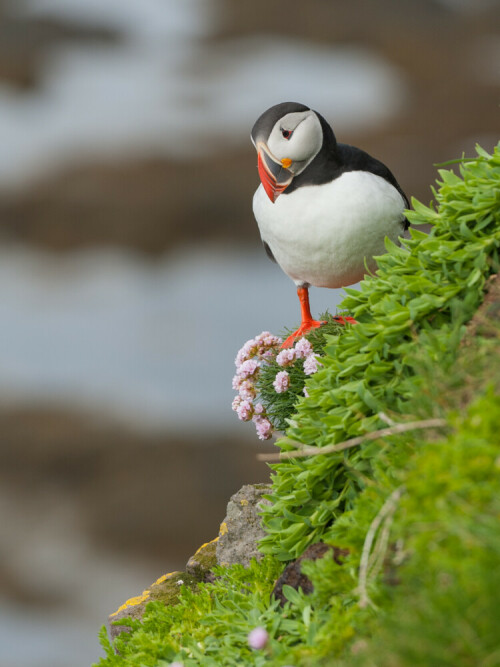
[0, 546, 157, 667]
[0, 0, 407, 187]
[0, 242, 351, 667]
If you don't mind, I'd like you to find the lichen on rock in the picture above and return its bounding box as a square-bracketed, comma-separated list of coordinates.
[108, 570, 192, 641]
[186, 537, 218, 583]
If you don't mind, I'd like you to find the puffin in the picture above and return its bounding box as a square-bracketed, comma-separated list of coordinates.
[251, 101, 409, 347]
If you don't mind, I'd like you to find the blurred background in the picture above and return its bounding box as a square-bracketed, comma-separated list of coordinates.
[0, 0, 498, 665]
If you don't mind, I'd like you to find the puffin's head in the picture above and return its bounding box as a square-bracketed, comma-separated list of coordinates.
[251, 102, 323, 203]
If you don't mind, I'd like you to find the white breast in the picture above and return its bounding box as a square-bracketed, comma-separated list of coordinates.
[252, 170, 406, 288]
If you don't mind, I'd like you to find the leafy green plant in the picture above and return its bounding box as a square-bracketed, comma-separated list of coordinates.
[314, 385, 500, 666]
[96, 557, 314, 667]
[259, 143, 500, 561]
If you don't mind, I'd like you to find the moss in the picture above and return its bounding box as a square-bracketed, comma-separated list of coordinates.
[147, 571, 198, 605]
[186, 537, 218, 581]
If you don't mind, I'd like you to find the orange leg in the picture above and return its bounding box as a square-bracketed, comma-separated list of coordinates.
[281, 286, 359, 348]
[282, 286, 325, 348]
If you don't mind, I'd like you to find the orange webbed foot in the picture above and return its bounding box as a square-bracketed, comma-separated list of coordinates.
[332, 315, 358, 326]
[283, 284, 358, 349]
[281, 319, 325, 348]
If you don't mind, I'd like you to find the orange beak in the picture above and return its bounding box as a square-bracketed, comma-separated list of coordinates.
[256, 145, 293, 203]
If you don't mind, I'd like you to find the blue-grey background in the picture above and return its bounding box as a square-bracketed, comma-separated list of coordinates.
[0, 1, 498, 665]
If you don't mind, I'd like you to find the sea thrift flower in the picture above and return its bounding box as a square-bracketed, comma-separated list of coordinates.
[236, 332, 281, 368]
[238, 359, 259, 379]
[237, 400, 253, 422]
[254, 331, 271, 347]
[276, 348, 296, 367]
[253, 416, 273, 440]
[235, 338, 257, 368]
[273, 370, 290, 393]
[294, 337, 313, 358]
[248, 626, 269, 650]
[239, 380, 257, 400]
[303, 386, 310, 398]
[304, 354, 322, 375]
[257, 332, 282, 351]
[232, 374, 243, 391]
[232, 332, 282, 439]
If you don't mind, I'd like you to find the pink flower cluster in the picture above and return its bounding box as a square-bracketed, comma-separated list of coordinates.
[273, 370, 290, 393]
[276, 337, 321, 377]
[232, 333, 322, 440]
[232, 332, 282, 440]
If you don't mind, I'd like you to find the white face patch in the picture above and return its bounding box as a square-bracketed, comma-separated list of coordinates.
[267, 110, 323, 174]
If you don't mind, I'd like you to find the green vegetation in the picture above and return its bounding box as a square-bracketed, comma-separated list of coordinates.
[260, 143, 500, 561]
[98, 558, 287, 666]
[95, 143, 500, 666]
[342, 390, 500, 667]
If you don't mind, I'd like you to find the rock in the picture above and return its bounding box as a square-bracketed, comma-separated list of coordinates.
[108, 570, 195, 641]
[216, 484, 272, 567]
[108, 538, 218, 641]
[272, 542, 349, 607]
[108, 483, 272, 643]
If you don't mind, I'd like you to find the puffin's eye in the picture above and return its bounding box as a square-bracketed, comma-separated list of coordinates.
[281, 129, 292, 140]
